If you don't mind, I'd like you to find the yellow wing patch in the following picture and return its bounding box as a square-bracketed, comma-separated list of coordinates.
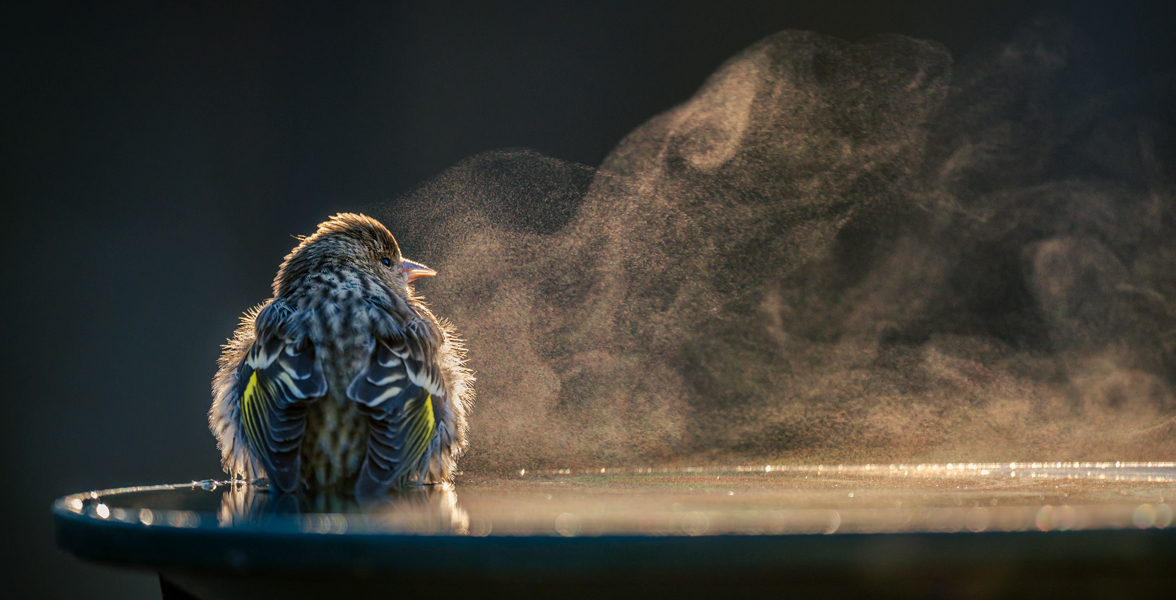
[400, 393, 436, 475]
[241, 371, 264, 454]
[241, 369, 280, 461]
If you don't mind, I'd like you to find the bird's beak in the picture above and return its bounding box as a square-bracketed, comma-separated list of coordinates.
[401, 258, 437, 282]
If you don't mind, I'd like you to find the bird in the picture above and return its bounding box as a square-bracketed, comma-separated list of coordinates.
[209, 213, 473, 495]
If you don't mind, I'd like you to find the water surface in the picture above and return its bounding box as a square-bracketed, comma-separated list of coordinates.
[61, 462, 1176, 538]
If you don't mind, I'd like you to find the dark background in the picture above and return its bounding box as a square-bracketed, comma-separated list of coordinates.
[2, 2, 1173, 597]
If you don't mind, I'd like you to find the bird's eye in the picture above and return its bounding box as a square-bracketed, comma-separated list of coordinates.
[380, 257, 392, 267]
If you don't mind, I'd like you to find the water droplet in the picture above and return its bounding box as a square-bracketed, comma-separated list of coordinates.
[555, 513, 581, 537]
[1035, 506, 1055, 531]
[327, 514, 348, 534]
[683, 511, 709, 536]
[823, 511, 841, 534]
[966, 507, 989, 532]
[1055, 505, 1078, 531]
[1133, 504, 1157, 529]
[1155, 504, 1173, 528]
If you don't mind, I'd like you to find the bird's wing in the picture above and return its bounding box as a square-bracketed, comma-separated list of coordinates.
[237, 303, 327, 493]
[347, 312, 447, 494]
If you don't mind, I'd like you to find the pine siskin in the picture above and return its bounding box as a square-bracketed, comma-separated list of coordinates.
[209, 213, 473, 495]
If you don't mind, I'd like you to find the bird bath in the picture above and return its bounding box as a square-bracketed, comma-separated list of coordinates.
[54, 462, 1176, 599]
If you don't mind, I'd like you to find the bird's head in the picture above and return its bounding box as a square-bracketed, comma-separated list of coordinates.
[274, 213, 436, 298]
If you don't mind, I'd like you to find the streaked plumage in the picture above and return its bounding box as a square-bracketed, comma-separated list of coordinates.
[209, 213, 473, 495]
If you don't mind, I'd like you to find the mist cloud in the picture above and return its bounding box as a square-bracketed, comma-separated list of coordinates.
[380, 21, 1176, 471]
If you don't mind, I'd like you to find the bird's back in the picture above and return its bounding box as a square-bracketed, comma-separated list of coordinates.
[296, 271, 379, 489]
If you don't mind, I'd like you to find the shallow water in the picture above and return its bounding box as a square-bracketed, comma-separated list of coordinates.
[61, 462, 1176, 537]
